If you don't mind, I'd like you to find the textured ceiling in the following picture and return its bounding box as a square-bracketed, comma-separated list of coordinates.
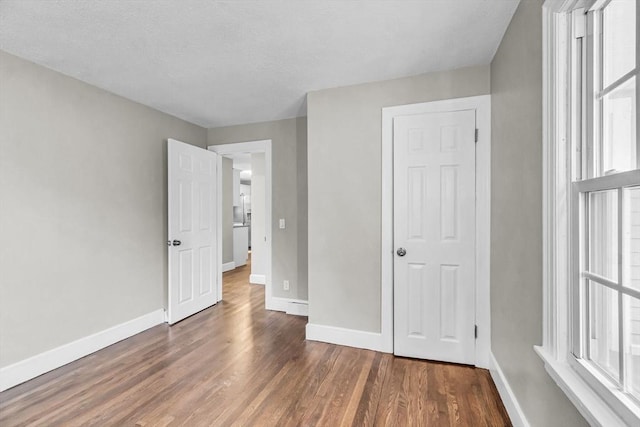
[0, 0, 519, 128]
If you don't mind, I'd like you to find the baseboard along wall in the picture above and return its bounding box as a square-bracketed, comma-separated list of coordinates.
[305, 323, 388, 353]
[489, 352, 530, 427]
[222, 261, 236, 272]
[249, 274, 266, 285]
[267, 297, 308, 317]
[0, 309, 165, 392]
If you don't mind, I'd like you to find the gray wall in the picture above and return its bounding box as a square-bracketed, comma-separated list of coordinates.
[251, 153, 267, 277]
[490, 1, 587, 425]
[222, 157, 234, 264]
[207, 117, 308, 300]
[0, 50, 207, 367]
[306, 65, 490, 332]
[296, 119, 308, 301]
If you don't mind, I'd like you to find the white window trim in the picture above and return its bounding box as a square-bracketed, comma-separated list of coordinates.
[538, 1, 639, 425]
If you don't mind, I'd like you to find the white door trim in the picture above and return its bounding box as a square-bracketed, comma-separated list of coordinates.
[208, 140, 273, 310]
[381, 95, 491, 368]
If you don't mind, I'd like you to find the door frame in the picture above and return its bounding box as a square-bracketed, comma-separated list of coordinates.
[381, 95, 491, 368]
[208, 140, 273, 309]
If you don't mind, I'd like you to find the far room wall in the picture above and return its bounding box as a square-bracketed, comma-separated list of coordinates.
[251, 153, 267, 278]
[222, 157, 234, 264]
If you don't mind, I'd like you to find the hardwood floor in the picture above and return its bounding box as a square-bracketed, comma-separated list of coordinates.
[0, 260, 511, 426]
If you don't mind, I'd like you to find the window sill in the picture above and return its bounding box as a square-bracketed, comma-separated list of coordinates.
[534, 346, 627, 426]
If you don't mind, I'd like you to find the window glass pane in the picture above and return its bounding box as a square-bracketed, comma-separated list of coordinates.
[624, 187, 640, 291]
[589, 190, 619, 281]
[602, 76, 637, 175]
[624, 295, 640, 400]
[603, 0, 636, 88]
[589, 281, 620, 382]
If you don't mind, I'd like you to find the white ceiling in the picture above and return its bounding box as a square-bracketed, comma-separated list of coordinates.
[0, 0, 519, 128]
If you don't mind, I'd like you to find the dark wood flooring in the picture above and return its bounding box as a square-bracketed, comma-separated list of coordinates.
[0, 259, 511, 426]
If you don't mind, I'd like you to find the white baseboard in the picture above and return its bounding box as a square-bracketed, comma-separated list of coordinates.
[0, 309, 165, 392]
[286, 301, 308, 316]
[222, 261, 236, 272]
[489, 352, 530, 427]
[306, 323, 387, 353]
[266, 297, 308, 316]
[250, 274, 266, 285]
[266, 296, 288, 312]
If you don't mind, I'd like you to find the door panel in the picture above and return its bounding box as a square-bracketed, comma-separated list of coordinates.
[168, 139, 218, 324]
[179, 249, 194, 303]
[440, 166, 459, 240]
[407, 262, 426, 337]
[393, 110, 476, 365]
[440, 264, 459, 340]
[199, 246, 213, 295]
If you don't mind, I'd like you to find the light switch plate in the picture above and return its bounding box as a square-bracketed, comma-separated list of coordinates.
[279, 218, 285, 229]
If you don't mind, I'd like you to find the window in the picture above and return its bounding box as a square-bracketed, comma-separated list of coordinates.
[540, 0, 640, 425]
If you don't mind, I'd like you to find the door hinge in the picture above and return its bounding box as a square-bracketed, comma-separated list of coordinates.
[474, 129, 479, 143]
[475, 324, 478, 339]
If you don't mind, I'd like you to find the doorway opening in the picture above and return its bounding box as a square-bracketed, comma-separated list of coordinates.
[209, 140, 273, 309]
[225, 152, 257, 277]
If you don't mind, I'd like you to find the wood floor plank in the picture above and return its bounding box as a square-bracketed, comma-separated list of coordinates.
[0, 258, 512, 426]
[352, 352, 392, 427]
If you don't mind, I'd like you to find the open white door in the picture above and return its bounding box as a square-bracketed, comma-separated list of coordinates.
[393, 110, 476, 365]
[168, 139, 218, 324]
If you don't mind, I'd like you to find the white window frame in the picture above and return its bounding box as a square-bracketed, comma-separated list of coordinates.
[538, 1, 640, 425]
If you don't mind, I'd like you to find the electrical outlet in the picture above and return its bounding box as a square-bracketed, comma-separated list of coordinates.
[283, 280, 290, 291]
